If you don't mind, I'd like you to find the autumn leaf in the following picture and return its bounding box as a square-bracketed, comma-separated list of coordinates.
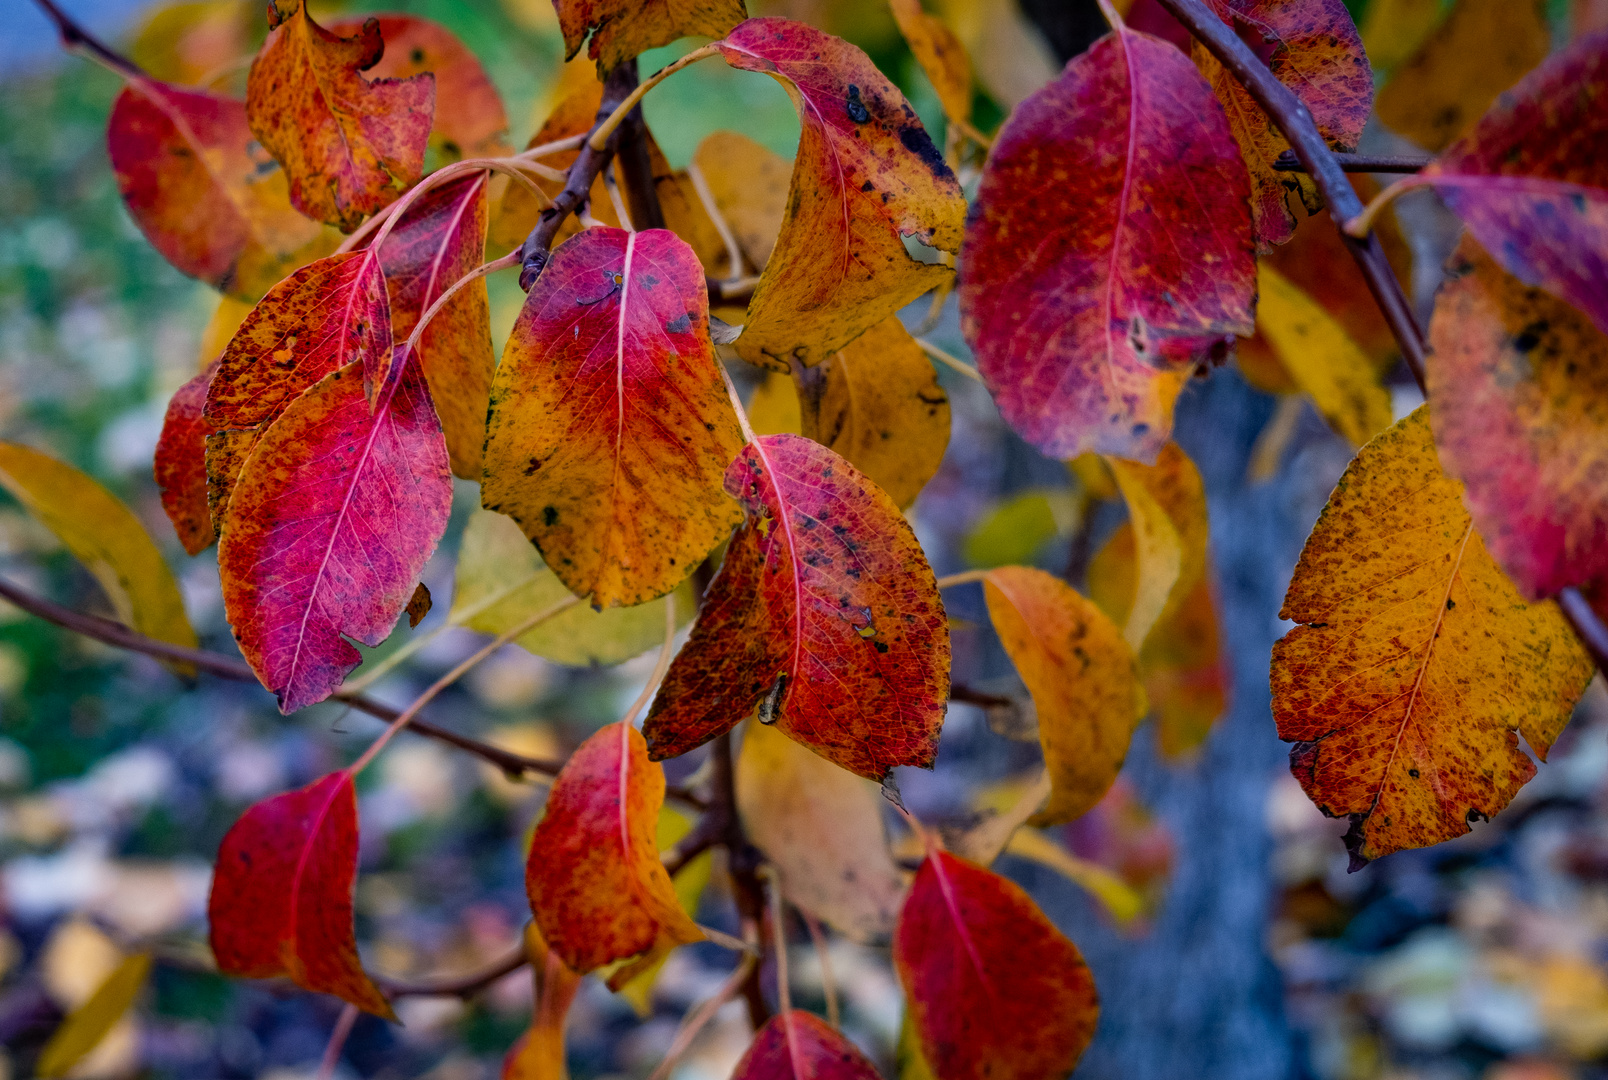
[247, 0, 435, 230]
[1375, 0, 1549, 153]
[1271, 407, 1594, 864]
[525, 722, 703, 974]
[453, 509, 691, 667]
[715, 18, 965, 370]
[643, 435, 950, 781]
[733, 1010, 882, 1080]
[218, 352, 452, 712]
[556, 0, 746, 70]
[1004, 829, 1145, 927]
[1105, 442, 1209, 650]
[690, 131, 790, 275]
[481, 227, 744, 609]
[959, 16, 1256, 463]
[209, 770, 393, 1017]
[154, 360, 219, 555]
[106, 76, 337, 301]
[1357, 0, 1442, 75]
[614, 807, 714, 1013]
[736, 720, 907, 942]
[0, 442, 198, 672]
[328, 14, 510, 161]
[370, 172, 494, 479]
[502, 924, 582, 1080]
[983, 566, 1145, 825]
[1194, 0, 1372, 250]
[36, 953, 151, 1079]
[1427, 238, 1608, 600]
[889, 0, 974, 129]
[894, 849, 1098, 1080]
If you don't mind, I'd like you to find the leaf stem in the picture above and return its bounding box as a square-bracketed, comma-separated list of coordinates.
[315, 1004, 359, 1080]
[915, 338, 984, 382]
[764, 868, 792, 1013]
[516, 133, 588, 161]
[645, 950, 760, 1080]
[403, 250, 521, 358]
[348, 595, 580, 776]
[622, 600, 678, 729]
[686, 158, 747, 280]
[798, 905, 839, 1028]
[379, 942, 530, 998]
[935, 569, 989, 589]
[717, 359, 760, 446]
[1343, 175, 1430, 238]
[588, 44, 724, 152]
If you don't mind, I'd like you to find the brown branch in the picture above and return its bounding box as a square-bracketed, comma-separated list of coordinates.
[29, 0, 145, 80]
[709, 730, 772, 1029]
[1273, 150, 1432, 174]
[948, 684, 1015, 709]
[380, 945, 529, 999]
[611, 61, 667, 232]
[1155, 0, 1608, 673]
[0, 575, 567, 778]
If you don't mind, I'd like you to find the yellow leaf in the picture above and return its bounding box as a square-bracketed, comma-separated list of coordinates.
[933, 0, 1059, 110]
[690, 131, 792, 278]
[736, 720, 907, 942]
[1105, 443, 1206, 651]
[984, 566, 1146, 826]
[946, 770, 1052, 865]
[1272, 407, 1593, 863]
[1376, 0, 1549, 152]
[452, 510, 691, 667]
[1004, 829, 1144, 927]
[889, 0, 974, 127]
[0, 443, 197, 673]
[898, 1009, 939, 1080]
[748, 371, 803, 437]
[502, 924, 581, 1080]
[1358, 0, 1446, 74]
[1257, 264, 1393, 448]
[614, 806, 714, 1016]
[962, 489, 1079, 569]
[37, 952, 152, 1079]
[198, 293, 253, 371]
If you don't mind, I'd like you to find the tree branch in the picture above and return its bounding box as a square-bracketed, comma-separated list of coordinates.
[380, 945, 529, 999]
[610, 61, 668, 233]
[709, 730, 772, 1029]
[1155, 0, 1608, 674]
[29, 0, 145, 80]
[1272, 150, 1432, 174]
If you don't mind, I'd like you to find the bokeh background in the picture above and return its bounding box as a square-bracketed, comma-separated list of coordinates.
[2, 0, 1608, 1077]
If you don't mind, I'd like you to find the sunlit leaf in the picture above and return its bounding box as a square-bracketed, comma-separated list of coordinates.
[1003, 829, 1144, 927]
[526, 722, 704, 973]
[555, 0, 747, 70]
[961, 490, 1077, 570]
[959, 16, 1255, 462]
[1272, 407, 1593, 864]
[717, 18, 965, 370]
[643, 435, 950, 781]
[36, 953, 152, 1079]
[247, 0, 435, 230]
[128, 0, 257, 86]
[209, 770, 395, 1016]
[733, 1010, 882, 1080]
[482, 227, 743, 608]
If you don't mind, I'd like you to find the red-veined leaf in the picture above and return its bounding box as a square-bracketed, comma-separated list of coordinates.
[555, 0, 746, 70]
[154, 360, 219, 555]
[217, 351, 452, 712]
[481, 227, 743, 608]
[1427, 238, 1608, 599]
[733, 1010, 881, 1080]
[1194, 0, 1372, 250]
[894, 849, 1098, 1080]
[107, 76, 336, 300]
[208, 770, 394, 1017]
[247, 0, 434, 231]
[643, 434, 950, 781]
[370, 172, 493, 479]
[959, 17, 1255, 463]
[715, 18, 966, 370]
[525, 721, 703, 974]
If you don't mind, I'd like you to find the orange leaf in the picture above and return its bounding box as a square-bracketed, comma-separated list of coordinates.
[643, 435, 950, 781]
[690, 131, 791, 276]
[525, 722, 703, 973]
[481, 227, 743, 608]
[983, 566, 1145, 825]
[555, 0, 746, 70]
[732, 1010, 881, 1080]
[716, 18, 966, 370]
[247, 0, 435, 230]
[888, 0, 974, 128]
[1272, 407, 1593, 864]
[154, 360, 220, 556]
[894, 850, 1098, 1080]
[208, 770, 394, 1018]
[501, 925, 582, 1080]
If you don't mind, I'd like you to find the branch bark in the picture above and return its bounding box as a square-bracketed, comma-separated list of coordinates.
[1272, 150, 1432, 174]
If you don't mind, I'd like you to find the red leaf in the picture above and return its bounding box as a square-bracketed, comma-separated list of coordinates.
[218, 351, 452, 712]
[208, 770, 394, 1018]
[370, 172, 494, 480]
[959, 21, 1255, 463]
[732, 1010, 880, 1080]
[154, 360, 219, 556]
[247, 0, 435, 231]
[525, 722, 703, 974]
[481, 227, 744, 607]
[893, 850, 1098, 1080]
[643, 435, 949, 781]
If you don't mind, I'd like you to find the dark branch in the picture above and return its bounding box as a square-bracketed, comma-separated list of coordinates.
[29, 0, 145, 80]
[1155, 0, 1608, 674]
[610, 61, 668, 232]
[380, 945, 529, 999]
[710, 730, 772, 1029]
[1273, 150, 1432, 174]
[948, 684, 1015, 709]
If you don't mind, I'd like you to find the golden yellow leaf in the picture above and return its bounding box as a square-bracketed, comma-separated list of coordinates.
[736, 719, 908, 942]
[1358, 0, 1445, 74]
[1257, 263, 1394, 448]
[1376, 0, 1549, 152]
[452, 509, 691, 667]
[889, 0, 974, 127]
[747, 371, 802, 437]
[0, 443, 197, 672]
[37, 952, 152, 1079]
[502, 924, 582, 1080]
[1272, 407, 1593, 864]
[1004, 828, 1144, 927]
[946, 770, 1051, 865]
[1104, 442, 1206, 651]
[690, 131, 791, 278]
[984, 566, 1146, 826]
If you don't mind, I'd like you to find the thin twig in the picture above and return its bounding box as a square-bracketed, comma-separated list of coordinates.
[379, 944, 529, 998]
[708, 275, 761, 304]
[644, 951, 759, 1080]
[315, 1004, 359, 1080]
[763, 868, 791, 1013]
[935, 569, 989, 589]
[29, 0, 144, 80]
[1273, 149, 1432, 174]
[710, 731, 772, 1029]
[798, 906, 839, 1029]
[589, 45, 723, 151]
[915, 338, 984, 382]
[403, 250, 520, 357]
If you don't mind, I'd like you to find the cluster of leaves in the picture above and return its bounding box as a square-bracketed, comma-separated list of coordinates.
[7, 0, 1608, 1074]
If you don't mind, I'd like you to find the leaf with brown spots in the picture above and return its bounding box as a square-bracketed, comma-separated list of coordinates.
[714, 18, 966, 371]
[555, 0, 747, 71]
[643, 434, 950, 782]
[1272, 407, 1594, 864]
[481, 227, 743, 609]
[246, 0, 435, 230]
[154, 359, 219, 555]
